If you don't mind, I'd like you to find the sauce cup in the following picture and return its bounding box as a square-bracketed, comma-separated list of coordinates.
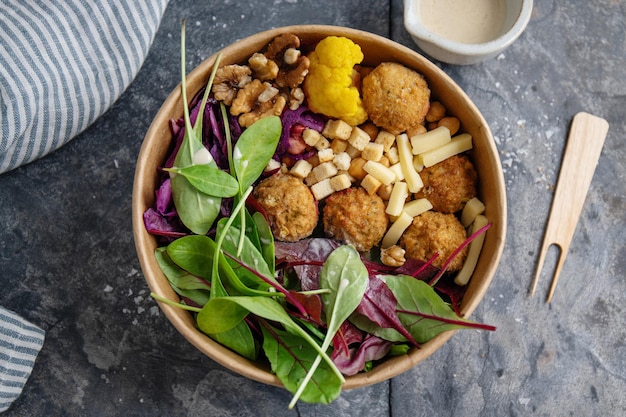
[404, 0, 533, 65]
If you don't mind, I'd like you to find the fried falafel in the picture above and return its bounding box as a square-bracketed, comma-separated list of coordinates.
[399, 210, 468, 271]
[361, 62, 430, 135]
[414, 154, 477, 214]
[323, 187, 388, 252]
[253, 173, 318, 242]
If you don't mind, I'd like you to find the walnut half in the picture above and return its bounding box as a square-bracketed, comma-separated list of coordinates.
[230, 79, 287, 128]
[380, 245, 406, 267]
[211, 64, 252, 106]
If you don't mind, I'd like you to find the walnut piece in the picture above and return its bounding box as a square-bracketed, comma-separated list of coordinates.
[263, 33, 310, 89]
[288, 87, 305, 110]
[211, 64, 252, 106]
[380, 245, 406, 267]
[231, 79, 287, 128]
[248, 53, 279, 81]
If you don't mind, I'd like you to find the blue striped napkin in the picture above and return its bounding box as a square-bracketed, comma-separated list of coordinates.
[0, 307, 45, 413]
[0, 0, 170, 174]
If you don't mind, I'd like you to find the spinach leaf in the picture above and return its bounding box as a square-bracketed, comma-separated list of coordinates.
[164, 165, 239, 197]
[232, 115, 282, 191]
[216, 218, 275, 289]
[168, 22, 224, 235]
[170, 174, 221, 236]
[155, 247, 211, 306]
[261, 324, 342, 405]
[289, 245, 368, 408]
[167, 234, 280, 298]
[384, 274, 479, 343]
[210, 320, 258, 361]
[253, 211, 274, 272]
[196, 296, 344, 384]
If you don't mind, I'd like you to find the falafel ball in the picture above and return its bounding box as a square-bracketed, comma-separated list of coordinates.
[361, 62, 430, 135]
[253, 173, 318, 242]
[323, 187, 388, 252]
[399, 211, 468, 271]
[414, 154, 477, 213]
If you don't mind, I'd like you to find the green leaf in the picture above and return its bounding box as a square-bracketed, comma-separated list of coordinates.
[289, 245, 368, 408]
[196, 296, 343, 385]
[210, 321, 257, 361]
[253, 211, 275, 274]
[384, 275, 472, 343]
[155, 247, 211, 306]
[167, 235, 218, 279]
[233, 116, 282, 190]
[170, 174, 221, 236]
[261, 325, 342, 405]
[168, 21, 224, 235]
[319, 245, 369, 333]
[197, 297, 250, 334]
[165, 165, 239, 197]
[217, 219, 275, 289]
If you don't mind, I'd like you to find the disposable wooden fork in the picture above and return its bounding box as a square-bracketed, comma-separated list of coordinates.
[529, 112, 609, 302]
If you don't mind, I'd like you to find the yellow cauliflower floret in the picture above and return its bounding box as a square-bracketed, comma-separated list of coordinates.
[304, 36, 368, 126]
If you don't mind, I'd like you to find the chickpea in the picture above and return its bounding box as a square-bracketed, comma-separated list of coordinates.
[426, 101, 446, 122]
[438, 116, 461, 136]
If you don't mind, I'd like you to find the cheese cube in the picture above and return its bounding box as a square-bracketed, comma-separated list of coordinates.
[385, 146, 400, 165]
[314, 136, 331, 151]
[361, 142, 385, 161]
[310, 178, 334, 200]
[374, 130, 396, 152]
[317, 148, 335, 163]
[333, 152, 351, 171]
[360, 174, 382, 195]
[330, 138, 348, 154]
[290, 159, 313, 179]
[302, 128, 322, 147]
[330, 174, 352, 192]
[311, 161, 338, 182]
[348, 126, 371, 151]
[323, 119, 352, 140]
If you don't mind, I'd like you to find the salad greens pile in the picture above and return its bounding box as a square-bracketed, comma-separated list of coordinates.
[145, 21, 494, 407]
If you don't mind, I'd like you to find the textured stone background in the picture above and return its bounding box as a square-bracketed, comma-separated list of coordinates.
[1, 0, 624, 415]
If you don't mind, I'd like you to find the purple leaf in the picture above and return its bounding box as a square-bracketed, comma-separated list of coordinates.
[274, 238, 341, 291]
[356, 275, 419, 347]
[331, 334, 392, 376]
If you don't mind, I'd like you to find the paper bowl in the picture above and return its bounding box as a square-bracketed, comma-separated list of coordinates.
[132, 25, 506, 390]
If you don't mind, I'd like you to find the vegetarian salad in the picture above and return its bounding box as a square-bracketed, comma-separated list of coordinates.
[143, 22, 494, 407]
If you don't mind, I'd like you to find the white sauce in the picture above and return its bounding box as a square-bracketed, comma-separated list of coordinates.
[419, 0, 506, 44]
[192, 147, 214, 165]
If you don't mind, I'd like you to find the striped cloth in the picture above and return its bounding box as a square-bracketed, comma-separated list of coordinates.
[0, 306, 45, 413]
[0, 0, 170, 174]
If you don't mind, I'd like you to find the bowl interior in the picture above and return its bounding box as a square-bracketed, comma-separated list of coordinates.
[132, 25, 507, 389]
